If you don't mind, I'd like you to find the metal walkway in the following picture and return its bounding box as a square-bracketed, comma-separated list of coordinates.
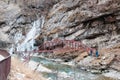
[16, 38, 94, 62]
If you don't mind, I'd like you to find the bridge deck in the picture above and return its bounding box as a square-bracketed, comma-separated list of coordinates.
[16, 39, 95, 62]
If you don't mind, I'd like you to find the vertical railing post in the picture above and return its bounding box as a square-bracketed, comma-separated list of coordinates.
[75, 42, 77, 50]
[43, 43, 45, 50]
[48, 42, 50, 50]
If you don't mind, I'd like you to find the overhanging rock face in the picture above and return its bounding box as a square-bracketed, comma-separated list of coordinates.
[37, 0, 120, 48]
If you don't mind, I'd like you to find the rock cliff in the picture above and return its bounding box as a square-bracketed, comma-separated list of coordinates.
[0, 1, 21, 49]
[37, 0, 120, 49]
[1, 0, 120, 49]
[35, 0, 120, 73]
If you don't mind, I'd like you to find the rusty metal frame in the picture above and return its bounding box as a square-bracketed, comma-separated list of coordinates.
[0, 49, 11, 80]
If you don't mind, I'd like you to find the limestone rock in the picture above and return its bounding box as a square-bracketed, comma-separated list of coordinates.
[101, 53, 115, 65]
[77, 53, 115, 70]
[75, 52, 88, 62]
[35, 0, 120, 49]
[0, 1, 22, 49]
[0, 1, 21, 22]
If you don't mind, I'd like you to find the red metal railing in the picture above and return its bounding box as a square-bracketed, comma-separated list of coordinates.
[0, 49, 11, 80]
[39, 39, 94, 52]
[16, 39, 94, 62]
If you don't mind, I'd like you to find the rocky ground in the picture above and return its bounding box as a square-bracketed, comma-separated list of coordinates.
[77, 46, 120, 79]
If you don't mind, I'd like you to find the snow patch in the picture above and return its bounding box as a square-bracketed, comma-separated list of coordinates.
[0, 55, 5, 61]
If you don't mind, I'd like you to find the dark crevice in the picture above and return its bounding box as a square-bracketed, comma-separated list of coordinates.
[85, 33, 105, 39]
[116, 28, 120, 34]
[63, 27, 82, 37]
[34, 38, 44, 46]
[81, 9, 120, 23]
[66, 4, 80, 12]
[75, 32, 105, 41]
[0, 22, 6, 28]
[59, 24, 84, 37]
[68, 21, 82, 28]
[74, 22, 91, 39]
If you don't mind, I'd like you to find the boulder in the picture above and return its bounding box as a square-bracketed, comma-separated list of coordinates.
[77, 53, 115, 70]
